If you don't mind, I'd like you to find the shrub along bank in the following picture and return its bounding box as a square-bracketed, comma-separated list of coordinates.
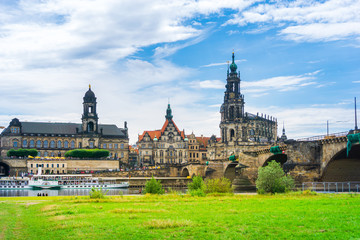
[64, 149, 109, 159]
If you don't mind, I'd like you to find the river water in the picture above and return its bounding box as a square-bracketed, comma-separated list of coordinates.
[0, 187, 190, 197]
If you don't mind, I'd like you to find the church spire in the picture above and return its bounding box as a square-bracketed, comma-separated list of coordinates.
[280, 121, 287, 141]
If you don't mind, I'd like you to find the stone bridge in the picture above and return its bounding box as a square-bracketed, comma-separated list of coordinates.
[179, 135, 359, 185]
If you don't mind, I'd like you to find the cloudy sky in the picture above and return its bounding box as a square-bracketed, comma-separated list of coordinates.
[1, 0, 359, 144]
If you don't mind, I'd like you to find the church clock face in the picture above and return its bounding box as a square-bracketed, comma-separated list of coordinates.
[168, 132, 174, 140]
[229, 93, 235, 99]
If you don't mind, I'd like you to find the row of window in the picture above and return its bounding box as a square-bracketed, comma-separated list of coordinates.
[13, 140, 125, 149]
[140, 143, 186, 149]
[102, 143, 125, 149]
[19, 140, 75, 149]
[30, 163, 65, 168]
[189, 152, 199, 158]
[139, 151, 187, 157]
[10, 127, 20, 133]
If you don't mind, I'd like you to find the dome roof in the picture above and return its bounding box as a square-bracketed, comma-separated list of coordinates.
[83, 85, 96, 102]
[9, 118, 21, 127]
[230, 62, 237, 72]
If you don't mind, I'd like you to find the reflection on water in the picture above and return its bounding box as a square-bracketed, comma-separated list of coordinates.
[0, 188, 141, 197]
[0, 187, 189, 197]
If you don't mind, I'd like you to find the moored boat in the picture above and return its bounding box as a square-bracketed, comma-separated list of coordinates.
[28, 174, 129, 189]
[0, 178, 31, 190]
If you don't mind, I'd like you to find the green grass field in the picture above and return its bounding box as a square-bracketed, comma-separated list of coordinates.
[1, 193, 360, 239]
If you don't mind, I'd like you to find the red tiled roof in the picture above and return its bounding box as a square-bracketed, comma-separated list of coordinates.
[138, 119, 185, 142]
[196, 136, 210, 147]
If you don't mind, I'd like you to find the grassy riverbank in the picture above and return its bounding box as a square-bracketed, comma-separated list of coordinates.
[1, 193, 360, 239]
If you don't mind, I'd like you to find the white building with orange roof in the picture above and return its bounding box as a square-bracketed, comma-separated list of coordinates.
[137, 104, 188, 166]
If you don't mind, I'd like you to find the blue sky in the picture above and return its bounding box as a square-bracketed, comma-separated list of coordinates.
[0, 0, 359, 144]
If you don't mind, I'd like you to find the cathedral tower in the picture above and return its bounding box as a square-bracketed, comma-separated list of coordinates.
[82, 85, 99, 133]
[220, 52, 245, 143]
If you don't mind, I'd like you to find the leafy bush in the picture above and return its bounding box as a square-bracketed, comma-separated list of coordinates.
[89, 187, 108, 199]
[188, 176, 205, 191]
[65, 149, 110, 159]
[205, 177, 233, 194]
[188, 176, 206, 196]
[7, 148, 38, 157]
[256, 160, 294, 194]
[144, 176, 164, 194]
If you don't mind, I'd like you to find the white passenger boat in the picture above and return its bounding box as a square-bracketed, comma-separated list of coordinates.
[28, 174, 129, 190]
[0, 178, 31, 190]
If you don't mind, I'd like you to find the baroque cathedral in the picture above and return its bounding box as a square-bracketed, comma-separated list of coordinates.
[0, 86, 129, 161]
[208, 53, 278, 160]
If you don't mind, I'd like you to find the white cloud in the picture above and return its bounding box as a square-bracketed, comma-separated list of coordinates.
[190, 80, 224, 89]
[201, 59, 246, 67]
[226, 0, 360, 42]
[243, 70, 320, 94]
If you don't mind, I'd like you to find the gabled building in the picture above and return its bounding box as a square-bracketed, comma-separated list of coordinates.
[0, 86, 129, 161]
[188, 133, 209, 164]
[137, 104, 188, 166]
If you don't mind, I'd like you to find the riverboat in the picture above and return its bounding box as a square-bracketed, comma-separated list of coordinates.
[28, 174, 129, 189]
[0, 178, 31, 190]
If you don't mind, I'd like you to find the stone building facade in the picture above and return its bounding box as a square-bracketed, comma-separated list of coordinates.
[0, 86, 129, 162]
[208, 53, 278, 161]
[137, 104, 188, 166]
[188, 133, 209, 164]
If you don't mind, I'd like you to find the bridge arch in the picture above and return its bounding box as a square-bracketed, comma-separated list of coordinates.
[0, 162, 10, 176]
[321, 144, 360, 181]
[181, 168, 190, 177]
[262, 154, 288, 167]
[223, 162, 238, 181]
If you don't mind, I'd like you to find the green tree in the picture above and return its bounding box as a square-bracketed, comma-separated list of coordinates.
[144, 176, 164, 194]
[188, 176, 206, 196]
[256, 160, 294, 194]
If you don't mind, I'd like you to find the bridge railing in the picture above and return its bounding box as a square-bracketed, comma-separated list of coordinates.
[296, 131, 348, 142]
[302, 182, 360, 193]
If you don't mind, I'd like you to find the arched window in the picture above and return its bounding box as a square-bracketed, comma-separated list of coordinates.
[13, 141, 18, 148]
[71, 141, 75, 148]
[30, 140, 35, 148]
[64, 141, 69, 148]
[22, 139, 28, 147]
[44, 151, 48, 157]
[57, 140, 62, 148]
[249, 129, 255, 136]
[50, 141, 55, 148]
[230, 129, 235, 140]
[36, 140, 41, 148]
[87, 122, 94, 132]
[44, 140, 48, 148]
[121, 152, 124, 158]
[51, 152, 55, 157]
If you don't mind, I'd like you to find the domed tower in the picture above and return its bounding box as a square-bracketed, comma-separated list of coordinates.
[82, 85, 99, 133]
[219, 52, 245, 143]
